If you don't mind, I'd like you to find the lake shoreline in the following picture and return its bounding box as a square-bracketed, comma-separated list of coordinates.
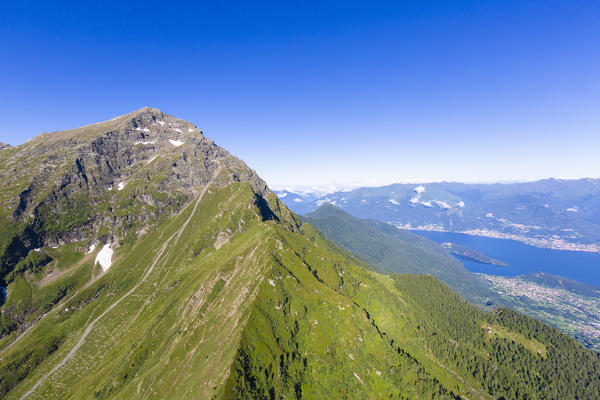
[411, 230, 600, 287]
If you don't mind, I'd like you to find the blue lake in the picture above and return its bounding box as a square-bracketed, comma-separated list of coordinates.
[412, 230, 600, 287]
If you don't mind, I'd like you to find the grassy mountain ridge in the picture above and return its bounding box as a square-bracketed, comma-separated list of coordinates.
[0, 110, 598, 399]
[304, 204, 499, 306]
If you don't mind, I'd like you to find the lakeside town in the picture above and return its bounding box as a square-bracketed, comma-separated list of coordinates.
[477, 273, 600, 351]
[462, 229, 600, 253]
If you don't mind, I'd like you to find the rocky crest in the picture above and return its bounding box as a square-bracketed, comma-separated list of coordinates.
[0, 107, 285, 280]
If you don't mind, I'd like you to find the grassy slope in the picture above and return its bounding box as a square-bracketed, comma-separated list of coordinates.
[224, 215, 600, 399]
[0, 184, 598, 399]
[1, 180, 463, 399]
[0, 182, 271, 399]
[304, 205, 499, 306]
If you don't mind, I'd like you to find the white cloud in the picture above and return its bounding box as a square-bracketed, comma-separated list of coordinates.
[434, 200, 451, 209]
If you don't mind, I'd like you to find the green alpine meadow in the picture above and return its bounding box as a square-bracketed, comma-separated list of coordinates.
[0, 108, 599, 400]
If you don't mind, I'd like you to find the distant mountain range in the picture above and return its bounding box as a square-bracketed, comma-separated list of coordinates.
[276, 179, 600, 252]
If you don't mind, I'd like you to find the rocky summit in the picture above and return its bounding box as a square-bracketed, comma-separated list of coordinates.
[0, 107, 269, 273]
[0, 109, 599, 399]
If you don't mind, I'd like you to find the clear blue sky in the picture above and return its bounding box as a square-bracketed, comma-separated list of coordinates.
[1, 1, 599, 188]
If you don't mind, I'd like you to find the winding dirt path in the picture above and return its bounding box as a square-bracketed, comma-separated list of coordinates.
[18, 165, 222, 400]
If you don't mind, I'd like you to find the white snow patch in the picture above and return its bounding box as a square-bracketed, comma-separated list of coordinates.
[158, 120, 165, 126]
[293, 198, 302, 202]
[133, 139, 157, 145]
[268, 279, 276, 287]
[34, 248, 42, 252]
[95, 244, 113, 272]
[142, 127, 150, 132]
[173, 128, 182, 133]
[388, 198, 400, 205]
[566, 206, 579, 213]
[456, 201, 465, 208]
[188, 128, 194, 132]
[409, 196, 420, 204]
[117, 182, 126, 191]
[414, 185, 426, 194]
[278, 192, 287, 198]
[169, 139, 184, 147]
[135, 127, 141, 131]
[86, 244, 96, 254]
[420, 201, 433, 208]
[485, 213, 494, 218]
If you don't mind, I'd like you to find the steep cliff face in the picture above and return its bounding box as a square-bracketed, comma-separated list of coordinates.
[0, 108, 285, 281]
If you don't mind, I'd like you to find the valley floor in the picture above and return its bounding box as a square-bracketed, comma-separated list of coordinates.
[477, 273, 600, 351]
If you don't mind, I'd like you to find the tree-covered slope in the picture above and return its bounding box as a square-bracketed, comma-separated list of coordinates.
[0, 109, 599, 399]
[304, 204, 499, 306]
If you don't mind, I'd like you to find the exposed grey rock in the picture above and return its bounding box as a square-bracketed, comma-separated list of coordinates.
[0, 107, 276, 278]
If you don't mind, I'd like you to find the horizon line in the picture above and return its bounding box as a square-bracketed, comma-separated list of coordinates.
[271, 176, 600, 194]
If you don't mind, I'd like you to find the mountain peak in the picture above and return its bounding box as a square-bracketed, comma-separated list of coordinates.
[26, 107, 200, 147]
[131, 106, 162, 115]
[0, 108, 273, 255]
